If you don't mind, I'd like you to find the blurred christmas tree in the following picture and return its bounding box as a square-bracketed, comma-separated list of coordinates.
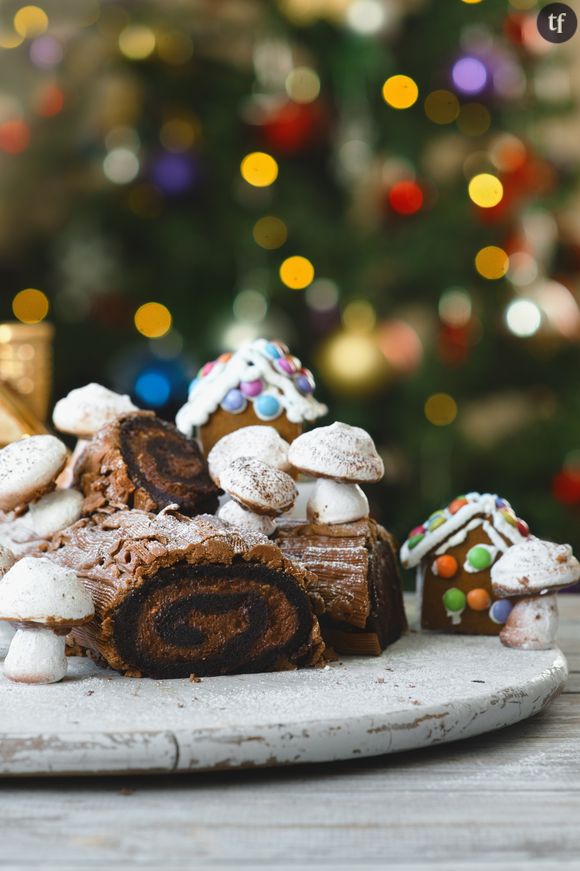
[0, 0, 579, 562]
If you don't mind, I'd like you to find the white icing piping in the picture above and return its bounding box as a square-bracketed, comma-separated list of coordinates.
[446, 604, 465, 625]
[176, 342, 327, 434]
[434, 517, 482, 554]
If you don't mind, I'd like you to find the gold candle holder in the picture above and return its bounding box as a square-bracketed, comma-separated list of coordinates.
[0, 321, 54, 423]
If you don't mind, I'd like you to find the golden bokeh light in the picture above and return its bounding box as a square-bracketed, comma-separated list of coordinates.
[342, 299, 376, 333]
[118, 25, 156, 60]
[475, 246, 510, 279]
[279, 255, 314, 290]
[12, 289, 49, 324]
[14, 6, 48, 38]
[382, 75, 418, 110]
[134, 302, 172, 338]
[160, 117, 197, 152]
[240, 151, 278, 187]
[252, 216, 288, 249]
[285, 67, 321, 104]
[468, 173, 503, 208]
[319, 331, 387, 394]
[424, 393, 458, 426]
[456, 102, 491, 136]
[0, 29, 24, 48]
[424, 90, 460, 125]
[156, 30, 193, 64]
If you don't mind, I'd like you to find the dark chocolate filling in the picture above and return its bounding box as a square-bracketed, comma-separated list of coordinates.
[119, 415, 218, 516]
[112, 561, 314, 678]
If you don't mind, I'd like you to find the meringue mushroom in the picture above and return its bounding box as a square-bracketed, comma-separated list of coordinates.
[52, 383, 137, 439]
[288, 422, 383, 525]
[217, 456, 297, 536]
[207, 426, 290, 487]
[0, 435, 68, 512]
[0, 556, 94, 683]
[491, 537, 580, 650]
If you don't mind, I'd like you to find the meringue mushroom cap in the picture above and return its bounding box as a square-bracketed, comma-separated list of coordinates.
[26, 489, 83, 539]
[0, 556, 94, 626]
[208, 426, 290, 486]
[219, 457, 297, 517]
[491, 537, 580, 598]
[288, 422, 384, 483]
[307, 479, 369, 525]
[52, 383, 137, 438]
[0, 435, 68, 512]
[218, 499, 276, 536]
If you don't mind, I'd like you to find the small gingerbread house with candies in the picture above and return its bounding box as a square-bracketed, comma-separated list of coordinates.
[400, 492, 530, 635]
[176, 339, 327, 454]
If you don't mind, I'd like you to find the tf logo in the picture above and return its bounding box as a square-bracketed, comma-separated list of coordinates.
[537, 3, 578, 43]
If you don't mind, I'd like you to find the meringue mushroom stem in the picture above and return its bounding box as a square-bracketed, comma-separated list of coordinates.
[3, 625, 69, 684]
[307, 479, 369, 525]
[499, 594, 559, 651]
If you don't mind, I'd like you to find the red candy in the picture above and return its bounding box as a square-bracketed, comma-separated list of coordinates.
[517, 518, 529, 537]
[201, 361, 215, 377]
[409, 525, 425, 539]
[448, 498, 468, 515]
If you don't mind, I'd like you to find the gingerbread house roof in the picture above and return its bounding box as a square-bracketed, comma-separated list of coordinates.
[400, 492, 529, 569]
[176, 339, 327, 436]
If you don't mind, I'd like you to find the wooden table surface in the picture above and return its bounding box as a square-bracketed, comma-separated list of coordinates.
[0, 596, 578, 871]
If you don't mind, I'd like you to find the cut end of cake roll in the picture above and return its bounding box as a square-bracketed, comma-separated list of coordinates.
[76, 411, 219, 518]
[46, 510, 325, 678]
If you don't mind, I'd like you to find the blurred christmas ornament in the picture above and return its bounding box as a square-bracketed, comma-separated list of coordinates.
[0, 322, 54, 423]
[553, 470, 580, 506]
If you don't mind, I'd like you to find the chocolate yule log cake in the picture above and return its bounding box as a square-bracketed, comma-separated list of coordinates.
[45, 510, 325, 678]
[75, 411, 219, 517]
[276, 518, 406, 656]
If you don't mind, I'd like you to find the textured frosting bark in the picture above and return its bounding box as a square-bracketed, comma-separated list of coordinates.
[45, 510, 325, 678]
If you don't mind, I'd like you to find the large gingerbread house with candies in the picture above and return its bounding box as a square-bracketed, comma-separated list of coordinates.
[400, 492, 530, 634]
[176, 339, 327, 454]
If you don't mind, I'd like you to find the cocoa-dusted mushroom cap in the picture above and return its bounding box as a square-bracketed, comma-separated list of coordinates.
[220, 457, 297, 517]
[208, 425, 290, 486]
[53, 383, 137, 438]
[0, 556, 94, 628]
[0, 435, 68, 512]
[491, 537, 580, 598]
[288, 422, 384, 483]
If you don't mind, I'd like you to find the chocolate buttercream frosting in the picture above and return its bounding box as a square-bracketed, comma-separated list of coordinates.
[45, 509, 325, 678]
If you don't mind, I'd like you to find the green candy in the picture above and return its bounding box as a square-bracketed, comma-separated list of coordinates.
[443, 587, 466, 613]
[467, 545, 493, 570]
[407, 533, 424, 550]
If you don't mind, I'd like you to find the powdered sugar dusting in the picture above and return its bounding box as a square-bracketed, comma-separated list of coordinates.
[288, 422, 384, 483]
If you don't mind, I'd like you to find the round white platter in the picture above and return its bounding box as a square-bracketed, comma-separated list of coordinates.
[0, 633, 567, 777]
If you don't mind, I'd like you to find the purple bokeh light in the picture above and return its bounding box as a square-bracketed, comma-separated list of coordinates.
[29, 36, 63, 69]
[151, 152, 197, 194]
[452, 57, 488, 95]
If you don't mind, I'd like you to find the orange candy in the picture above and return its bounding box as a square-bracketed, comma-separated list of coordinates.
[434, 555, 458, 578]
[448, 497, 468, 515]
[467, 588, 491, 611]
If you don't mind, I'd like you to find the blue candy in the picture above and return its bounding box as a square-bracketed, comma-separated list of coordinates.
[489, 598, 513, 625]
[254, 393, 282, 420]
[295, 374, 314, 395]
[221, 388, 247, 414]
[264, 342, 282, 360]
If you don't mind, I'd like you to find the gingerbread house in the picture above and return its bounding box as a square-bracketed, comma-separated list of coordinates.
[400, 492, 530, 635]
[176, 339, 327, 454]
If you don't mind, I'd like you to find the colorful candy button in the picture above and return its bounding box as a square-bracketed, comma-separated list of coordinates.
[467, 545, 493, 571]
[443, 587, 466, 616]
[428, 513, 447, 531]
[295, 374, 314, 395]
[408, 525, 425, 539]
[200, 360, 216, 377]
[517, 518, 529, 537]
[467, 587, 491, 611]
[217, 352, 233, 363]
[264, 342, 283, 359]
[407, 533, 424, 550]
[433, 555, 458, 579]
[254, 393, 282, 421]
[495, 497, 507, 509]
[240, 379, 263, 398]
[221, 389, 247, 414]
[489, 598, 513, 625]
[188, 376, 200, 393]
[500, 508, 517, 527]
[448, 497, 468, 515]
[275, 358, 295, 375]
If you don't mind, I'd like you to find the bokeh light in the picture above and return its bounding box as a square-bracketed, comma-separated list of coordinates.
[0, 30, 24, 49]
[306, 279, 339, 311]
[12, 288, 49, 324]
[14, 6, 48, 38]
[103, 148, 140, 184]
[378, 320, 423, 373]
[468, 173, 503, 208]
[505, 299, 542, 337]
[0, 120, 30, 154]
[134, 302, 172, 338]
[507, 251, 538, 287]
[29, 35, 63, 69]
[346, 0, 387, 34]
[319, 331, 386, 393]
[490, 134, 526, 172]
[36, 84, 65, 118]
[475, 245, 510, 279]
[424, 393, 458, 426]
[151, 152, 196, 194]
[388, 180, 424, 215]
[156, 30, 194, 65]
[452, 57, 487, 95]
[382, 75, 418, 110]
[159, 117, 197, 153]
[240, 151, 278, 187]
[119, 25, 155, 60]
[439, 289, 472, 326]
[285, 67, 321, 104]
[456, 102, 491, 135]
[342, 300, 376, 333]
[424, 90, 460, 125]
[232, 289, 268, 323]
[279, 255, 315, 290]
[252, 216, 287, 249]
[135, 370, 171, 407]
